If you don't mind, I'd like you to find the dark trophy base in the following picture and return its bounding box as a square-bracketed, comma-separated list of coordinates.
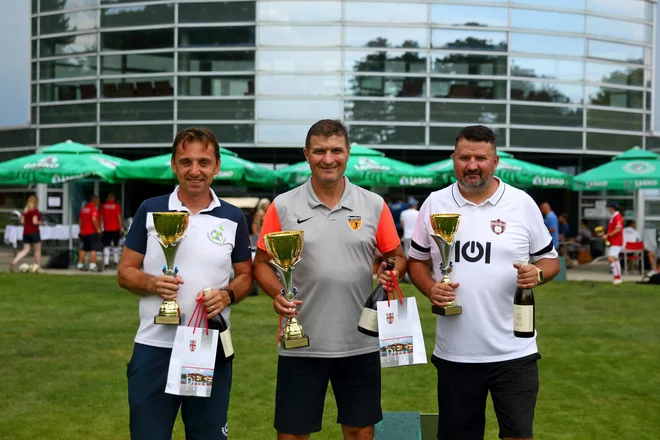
[432, 305, 462, 316]
[154, 314, 184, 325]
[281, 335, 310, 349]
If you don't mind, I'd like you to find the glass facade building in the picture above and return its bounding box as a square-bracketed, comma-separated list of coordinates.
[0, 0, 658, 164]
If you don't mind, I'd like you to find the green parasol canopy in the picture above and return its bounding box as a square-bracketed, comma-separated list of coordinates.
[573, 147, 660, 191]
[276, 144, 441, 187]
[115, 147, 277, 187]
[0, 140, 130, 185]
[423, 151, 573, 189]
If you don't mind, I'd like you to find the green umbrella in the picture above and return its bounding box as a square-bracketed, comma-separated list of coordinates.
[0, 140, 130, 185]
[276, 144, 441, 187]
[115, 147, 277, 187]
[423, 151, 573, 189]
[573, 148, 660, 190]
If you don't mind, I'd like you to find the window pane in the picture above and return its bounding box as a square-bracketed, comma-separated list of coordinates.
[32, 18, 38, 37]
[0, 129, 35, 148]
[511, 9, 584, 33]
[586, 132, 642, 151]
[40, 103, 96, 124]
[432, 30, 507, 51]
[346, 76, 426, 98]
[41, 80, 97, 102]
[586, 63, 644, 87]
[588, 40, 644, 64]
[102, 29, 173, 51]
[41, 56, 98, 80]
[588, 16, 651, 43]
[430, 102, 506, 124]
[180, 51, 254, 72]
[350, 125, 425, 145]
[257, 124, 308, 144]
[345, 2, 426, 23]
[178, 76, 254, 97]
[587, 0, 652, 21]
[346, 51, 426, 73]
[512, 0, 585, 9]
[258, 75, 340, 96]
[179, 2, 255, 23]
[101, 0, 167, 4]
[102, 77, 173, 98]
[510, 105, 583, 127]
[32, 62, 37, 81]
[41, 0, 96, 13]
[587, 86, 644, 109]
[345, 27, 427, 49]
[432, 54, 507, 76]
[101, 100, 173, 121]
[511, 33, 584, 57]
[40, 126, 96, 145]
[257, 1, 341, 22]
[101, 4, 174, 28]
[345, 101, 426, 122]
[258, 26, 340, 47]
[178, 100, 254, 120]
[430, 126, 506, 146]
[100, 124, 172, 144]
[40, 34, 97, 57]
[179, 27, 255, 48]
[511, 81, 583, 104]
[102, 53, 174, 75]
[259, 100, 341, 120]
[510, 57, 583, 81]
[431, 78, 506, 99]
[510, 129, 583, 149]
[204, 124, 254, 143]
[40, 10, 98, 35]
[259, 50, 340, 73]
[431, 5, 507, 27]
[587, 109, 643, 131]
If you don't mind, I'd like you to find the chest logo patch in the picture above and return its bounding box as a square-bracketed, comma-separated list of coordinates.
[347, 215, 362, 231]
[207, 224, 226, 245]
[490, 219, 506, 235]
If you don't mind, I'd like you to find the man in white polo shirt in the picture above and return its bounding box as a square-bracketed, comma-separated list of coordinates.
[408, 125, 560, 440]
[118, 127, 253, 440]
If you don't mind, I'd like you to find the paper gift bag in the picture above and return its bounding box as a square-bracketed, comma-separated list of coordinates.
[377, 297, 427, 368]
[165, 325, 219, 397]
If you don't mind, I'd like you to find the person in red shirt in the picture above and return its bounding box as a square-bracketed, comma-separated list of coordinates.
[78, 194, 102, 271]
[603, 202, 624, 285]
[10, 195, 43, 272]
[100, 192, 123, 269]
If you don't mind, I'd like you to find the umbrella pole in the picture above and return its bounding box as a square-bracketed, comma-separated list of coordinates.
[637, 190, 645, 244]
[65, 182, 73, 253]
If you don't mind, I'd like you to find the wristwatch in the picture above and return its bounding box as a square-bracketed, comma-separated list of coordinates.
[222, 288, 235, 305]
[536, 267, 544, 283]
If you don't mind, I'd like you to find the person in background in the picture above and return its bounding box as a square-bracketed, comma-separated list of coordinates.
[77, 194, 102, 271]
[388, 197, 409, 237]
[557, 213, 574, 268]
[602, 202, 624, 285]
[100, 192, 123, 269]
[623, 220, 656, 276]
[251, 198, 270, 237]
[10, 195, 43, 272]
[400, 197, 419, 256]
[539, 202, 559, 250]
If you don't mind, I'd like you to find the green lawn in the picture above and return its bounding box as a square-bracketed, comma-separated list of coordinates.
[0, 275, 659, 439]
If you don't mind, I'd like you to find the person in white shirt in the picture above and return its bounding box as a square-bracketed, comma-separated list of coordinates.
[407, 125, 560, 440]
[623, 220, 656, 275]
[400, 197, 420, 255]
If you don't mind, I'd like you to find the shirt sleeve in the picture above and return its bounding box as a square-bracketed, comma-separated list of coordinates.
[408, 199, 432, 260]
[256, 203, 282, 251]
[525, 198, 558, 262]
[124, 202, 148, 255]
[376, 201, 401, 254]
[231, 210, 252, 263]
[615, 213, 624, 229]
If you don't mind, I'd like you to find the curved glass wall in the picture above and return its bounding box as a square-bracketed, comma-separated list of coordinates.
[9, 0, 655, 156]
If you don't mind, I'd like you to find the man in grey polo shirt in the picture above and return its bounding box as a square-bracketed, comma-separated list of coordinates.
[253, 119, 407, 440]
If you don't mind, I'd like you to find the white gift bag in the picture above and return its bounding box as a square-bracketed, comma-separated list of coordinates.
[376, 297, 427, 368]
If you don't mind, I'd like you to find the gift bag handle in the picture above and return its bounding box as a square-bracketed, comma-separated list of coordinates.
[187, 296, 209, 335]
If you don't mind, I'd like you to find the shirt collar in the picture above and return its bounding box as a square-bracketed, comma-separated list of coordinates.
[304, 176, 355, 211]
[451, 177, 505, 207]
[168, 185, 220, 213]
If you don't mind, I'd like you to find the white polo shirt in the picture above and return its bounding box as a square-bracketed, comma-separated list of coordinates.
[124, 187, 252, 348]
[408, 178, 557, 363]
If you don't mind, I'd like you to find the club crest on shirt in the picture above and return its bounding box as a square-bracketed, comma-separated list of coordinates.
[386, 312, 394, 324]
[207, 224, 226, 245]
[347, 215, 362, 231]
[189, 340, 196, 352]
[490, 219, 506, 235]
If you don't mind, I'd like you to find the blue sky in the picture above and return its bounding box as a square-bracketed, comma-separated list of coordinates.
[0, 0, 30, 129]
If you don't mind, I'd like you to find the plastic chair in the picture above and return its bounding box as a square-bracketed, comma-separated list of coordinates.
[622, 241, 644, 275]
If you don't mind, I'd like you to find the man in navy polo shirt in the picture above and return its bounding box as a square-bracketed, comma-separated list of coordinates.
[118, 127, 253, 440]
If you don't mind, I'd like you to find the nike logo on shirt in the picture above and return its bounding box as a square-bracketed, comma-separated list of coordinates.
[297, 217, 313, 224]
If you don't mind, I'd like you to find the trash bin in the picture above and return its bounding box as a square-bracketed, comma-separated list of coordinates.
[555, 256, 567, 282]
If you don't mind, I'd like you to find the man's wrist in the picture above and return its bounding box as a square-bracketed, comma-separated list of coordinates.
[221, 288, 235, 305]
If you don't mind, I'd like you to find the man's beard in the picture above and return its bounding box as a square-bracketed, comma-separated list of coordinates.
[459, 172, 492, 189]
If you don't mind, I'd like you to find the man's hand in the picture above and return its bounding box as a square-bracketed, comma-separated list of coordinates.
[153, 274, 184, 301]
[428, 281, 459, 308]
[273, 295, 302, 319]
[513, 263, 539, 289]
[376, 261, 399, 287]
[196, 287, 231, 320]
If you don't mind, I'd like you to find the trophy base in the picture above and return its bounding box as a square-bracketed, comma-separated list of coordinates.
[432, 305, 462, 316]
[154, 314, 184, 325]
[281, 335, 310, 349]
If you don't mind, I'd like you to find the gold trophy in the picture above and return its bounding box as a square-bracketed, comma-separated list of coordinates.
[263, 230, 310, 349]
[153, 212, 190, 325]
[594, 226, 610, 247]
[430, 213, 462, 316]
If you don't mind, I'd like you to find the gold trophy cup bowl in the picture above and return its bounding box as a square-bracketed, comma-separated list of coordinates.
[430, 213, 463, 316]
[594, 225, 610, 247]
[263, 230, 310, 349]
[153, 212, 190, 325]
